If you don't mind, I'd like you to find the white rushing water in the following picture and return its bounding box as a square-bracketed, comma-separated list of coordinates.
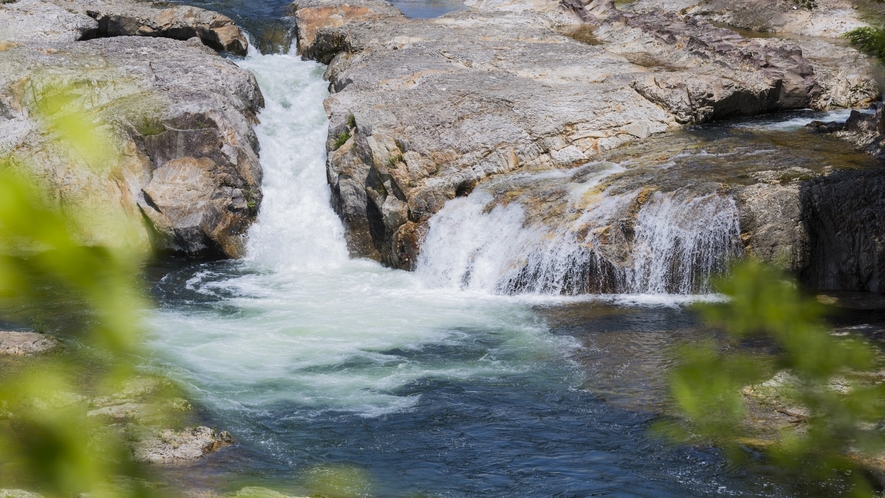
[627, 191, 741, 293]
[416, 164, 627, 295]
[146, 47, 569, 416]
[734, 107, 873, 132]
[417, 163, 742, 295]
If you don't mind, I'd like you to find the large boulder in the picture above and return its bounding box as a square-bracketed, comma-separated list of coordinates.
[294, 0, 870, 271]
[0, 0, 263, 258]
[0, 0, 248, 54]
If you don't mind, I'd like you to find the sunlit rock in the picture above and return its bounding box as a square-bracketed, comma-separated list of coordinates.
[0, 330, 58, 356]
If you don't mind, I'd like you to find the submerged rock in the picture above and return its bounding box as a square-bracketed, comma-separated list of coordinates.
[0, 491, 43, 498]
[230, 488, 309, 498]
[0, 330, 58, 355]
[0, 0, 263, 258]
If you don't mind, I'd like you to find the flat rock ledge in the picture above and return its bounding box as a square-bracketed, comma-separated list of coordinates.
[0, 0, 263, 258]
[625, 0, 881, 110]
[294, 0, 880, 271]
[0, 331, 58, 356]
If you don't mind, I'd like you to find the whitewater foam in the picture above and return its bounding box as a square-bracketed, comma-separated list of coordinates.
[145, 47, 571, 417]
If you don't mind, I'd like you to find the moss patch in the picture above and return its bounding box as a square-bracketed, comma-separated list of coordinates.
[332, 130, 351, 150]
[133, 117, 166, 137]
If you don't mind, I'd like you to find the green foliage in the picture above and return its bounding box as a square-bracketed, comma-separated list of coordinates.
[387, 153, 404, 169]
[0, 82, 169, 497]
[844, 26, 885, 66]
[245, 189, 259, 212]
[660, 260, 885, 496]
[332, 130, 351, 150]
[792, 0, 817, 9]
[346, 113, 356, 129]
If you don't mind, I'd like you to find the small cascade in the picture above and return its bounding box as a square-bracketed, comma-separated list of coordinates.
[416, 163, 628, 294]
[417, 165, 743, 295]
[626, 192, 742, 294]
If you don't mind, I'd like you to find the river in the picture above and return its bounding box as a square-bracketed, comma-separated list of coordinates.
[141, 2, 879, 495]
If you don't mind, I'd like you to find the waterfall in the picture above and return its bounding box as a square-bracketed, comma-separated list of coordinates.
[416, 165, 742, 295]
[626, 191, 742, 294]
[146, 45, 562, 417]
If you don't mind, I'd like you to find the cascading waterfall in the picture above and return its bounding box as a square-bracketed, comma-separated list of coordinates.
[626, 191, 742, 294]
[137, 32, 819, 497]
[417, 164, 743, 295]
[416, 163, 629, 294]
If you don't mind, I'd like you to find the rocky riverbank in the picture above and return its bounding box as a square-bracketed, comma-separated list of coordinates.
[0, 0, 263, 258]
[294, 0, 883, 293]
[0, 330, 233, 468]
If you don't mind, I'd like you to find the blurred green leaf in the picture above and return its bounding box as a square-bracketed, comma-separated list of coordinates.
[661, 260, 885, 496]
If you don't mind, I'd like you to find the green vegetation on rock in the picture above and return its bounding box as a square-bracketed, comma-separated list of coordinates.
[844, 26, 885, 66]
[387, 153, 403, 169]
[332, 130, 351, 150]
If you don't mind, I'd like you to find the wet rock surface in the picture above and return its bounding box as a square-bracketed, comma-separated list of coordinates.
[0, 0, 262, 258]
[416, 119, 884, 294]
[809, 102, 885, 160]
[295, 0, 881, 277]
